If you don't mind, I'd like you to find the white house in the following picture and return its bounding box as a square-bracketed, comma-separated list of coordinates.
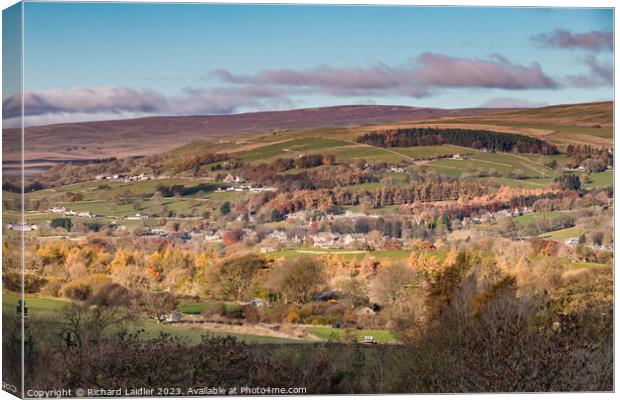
[8, 223, 38, 232]
[77, 211, 93, 218]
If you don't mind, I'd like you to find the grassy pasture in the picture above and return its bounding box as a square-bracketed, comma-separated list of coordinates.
[235, 137, 355, 163]
[541, 226, 587, 241]
[307, 326, 399, 344]
[3, 291, 68, 319]
[179, 300, 241, 315]
[265, 248, 412, 262]
[583, 171, 613, 188]
[487, 177, 553, 188]
[25, 178, 214, 204]
[321, 145, 407, 163]
[512, 210, 576, 226]
[2, 292, 303, 345]
[426, 151, 557, 182]
[390, 145, 475, 159]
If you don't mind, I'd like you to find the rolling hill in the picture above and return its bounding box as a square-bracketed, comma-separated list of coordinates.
[2, 102, 612, 176]
[2, 105, 501, 175]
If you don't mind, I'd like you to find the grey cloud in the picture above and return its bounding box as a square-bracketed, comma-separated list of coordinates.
[3, 86, 166, 119]
[412, 53, 557, 90]
[532, 29, 613, 52]
[213, 52, 557, 97]
[3, 85, 296, 122]
[565, 56, 613, 87]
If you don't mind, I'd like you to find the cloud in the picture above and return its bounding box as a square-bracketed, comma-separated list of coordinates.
[565, 56, 613, 87]
[479, 97, 547, 108]
[532, 29, 613, 52]
[3, 52, 559, 127]
[212, 64, 431, 97]
[170, 86, 296, 115]
[412, 53, 556, 90]
[3, 86, 167, 119]
[213, 52, 557, 97]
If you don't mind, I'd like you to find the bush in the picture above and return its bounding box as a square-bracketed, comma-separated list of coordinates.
[3, 271, 48, 293]
[242, 305, 261, 323]
[266, 256, 327, 304]
[87, 281, 130, 307]
[3, 271, 22, 292]
[50, 217, 73, 231]
[40, 277, 64, 297]
[259, 303, 295, 323]
[201, 301, 224, 317]
[59, 274, 111, 301]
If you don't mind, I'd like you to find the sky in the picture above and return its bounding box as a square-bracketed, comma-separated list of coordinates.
[1, 2, 614, 127]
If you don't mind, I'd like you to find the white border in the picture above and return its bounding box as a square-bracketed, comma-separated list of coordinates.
[0, 1, 616, 400]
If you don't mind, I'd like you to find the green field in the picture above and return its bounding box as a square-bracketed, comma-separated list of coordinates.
[2, 291, 69, 318]
[235, 137, 356, 163]
[584, 171, 613, 188]
[428, 152, 554, 179]
[22, 177, 253, 228]
[179, 300, 241, 315]
[2, 292, 303, 344]
[512, 210, 576, 226]
[541, 226, 587, 241]
[391, 145, 476, 159]
[266, 248, 412, 262]
[320, 145, 408, 163]
[307, 326, 399, 344]
[489, 177, 553, 189]
[26, 178, 211, 203]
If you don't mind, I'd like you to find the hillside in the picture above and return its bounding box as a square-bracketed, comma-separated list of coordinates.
[2, 105, 499, 175]
[2, 102, 612, 176]
[422, 101, 613, 150]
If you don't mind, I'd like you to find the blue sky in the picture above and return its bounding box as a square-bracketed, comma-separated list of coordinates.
[3, 3, 614, 126]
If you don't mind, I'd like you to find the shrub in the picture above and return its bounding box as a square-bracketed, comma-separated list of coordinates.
[3, 271, 48, 293]
[201, 301, 225, 317]
[59, 274, 111, 301]
[285, 310, 300, 323]
[87, 281, 131, 307]
[242, 305, 261, 323]
[50, 217, 73, 231]
[266, 256, 327, 304]
[40, 277, 64, 297]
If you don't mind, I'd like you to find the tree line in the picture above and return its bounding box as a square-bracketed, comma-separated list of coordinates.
[356, 127, 559, 155]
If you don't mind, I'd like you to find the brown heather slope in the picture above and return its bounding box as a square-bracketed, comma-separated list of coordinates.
[425, 101, 613, 149]
[475, 101, 613, 128]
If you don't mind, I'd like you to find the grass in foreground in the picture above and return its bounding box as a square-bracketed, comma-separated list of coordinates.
[2, 292, 305, 344]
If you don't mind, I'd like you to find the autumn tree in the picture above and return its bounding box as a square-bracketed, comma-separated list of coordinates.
[206, 253, 268, 301]
[370, 262, 416, 308]
[266, 256, 327, 304]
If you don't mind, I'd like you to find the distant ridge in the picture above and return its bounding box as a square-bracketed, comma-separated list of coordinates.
[2, 105, 498, 173]
[2, 102, 611, 176]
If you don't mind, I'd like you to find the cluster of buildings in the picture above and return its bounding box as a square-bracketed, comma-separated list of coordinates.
[95, 173, 154, 182]
[216, 183, 276, 193]
[462, 207, 530, 225]
[47, 207, 95, 219]
[310, 232, 370, 249]
[125, 213, 150, 221]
